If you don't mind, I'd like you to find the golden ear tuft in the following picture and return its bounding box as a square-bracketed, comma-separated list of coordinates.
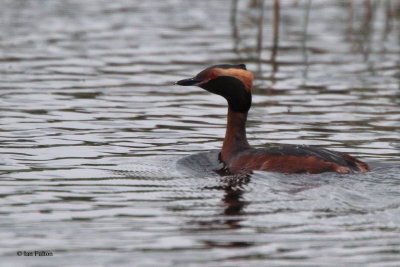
[214, 68, 253, 92]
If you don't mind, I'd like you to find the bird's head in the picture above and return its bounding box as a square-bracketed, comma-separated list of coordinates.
[176, 64, 253, 113]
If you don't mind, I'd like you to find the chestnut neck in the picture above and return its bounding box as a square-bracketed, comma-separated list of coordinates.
[221, 108, 250, 163]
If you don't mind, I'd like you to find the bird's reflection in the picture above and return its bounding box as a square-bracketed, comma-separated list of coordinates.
[222, 186, 245, 216]
[208, 173, 251, 229]
[220, 174, 249, 215]
[197, 174, 252, 249]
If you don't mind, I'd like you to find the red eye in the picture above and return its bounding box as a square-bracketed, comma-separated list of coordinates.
[210, 71, 218, 80]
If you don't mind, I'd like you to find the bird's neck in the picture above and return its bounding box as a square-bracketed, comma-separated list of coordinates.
[221, 108, 250, 164]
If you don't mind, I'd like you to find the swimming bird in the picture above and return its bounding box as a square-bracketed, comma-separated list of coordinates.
[176, 64, 369, 174]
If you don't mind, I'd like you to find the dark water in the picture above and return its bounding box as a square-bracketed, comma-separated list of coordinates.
[1, 0, 400, 266]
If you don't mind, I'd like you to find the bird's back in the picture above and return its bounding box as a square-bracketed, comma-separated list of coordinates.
[227, 145, 369, 174]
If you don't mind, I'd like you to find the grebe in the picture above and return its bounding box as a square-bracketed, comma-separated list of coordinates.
[176, 64, 369, 174]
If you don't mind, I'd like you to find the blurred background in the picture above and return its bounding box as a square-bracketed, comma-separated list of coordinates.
[1, 0, 400, 266]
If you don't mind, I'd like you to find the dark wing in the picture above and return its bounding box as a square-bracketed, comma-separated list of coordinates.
[253, 145, 360, 171]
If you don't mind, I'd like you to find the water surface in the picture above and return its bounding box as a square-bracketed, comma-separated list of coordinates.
[1, 0, 400, 266]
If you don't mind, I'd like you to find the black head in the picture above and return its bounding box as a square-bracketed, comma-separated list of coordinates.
[176, 64, 253, 113]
